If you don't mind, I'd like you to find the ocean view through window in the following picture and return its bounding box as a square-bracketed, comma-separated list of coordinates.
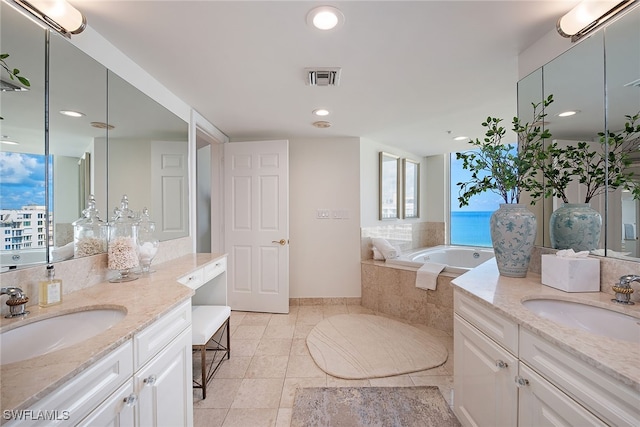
[449, 146, 516, 247]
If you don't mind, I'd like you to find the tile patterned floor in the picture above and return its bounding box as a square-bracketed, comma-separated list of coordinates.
[193, 304, 454, 427]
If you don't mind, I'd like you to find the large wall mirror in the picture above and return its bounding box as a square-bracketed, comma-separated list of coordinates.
[518, 5, 640, 262]
[0, 1, 189, 272]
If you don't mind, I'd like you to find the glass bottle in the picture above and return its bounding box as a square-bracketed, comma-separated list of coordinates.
[107, 195, 139, 282]
[136, 207, 159, 274]
[72, 195, 107, 258]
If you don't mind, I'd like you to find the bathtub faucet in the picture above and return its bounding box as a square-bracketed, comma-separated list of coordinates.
[611, 275, 639, 305]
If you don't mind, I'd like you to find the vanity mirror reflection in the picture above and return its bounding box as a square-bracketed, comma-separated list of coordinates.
[518, 5, 640, 261]
[0, 0, 190, 272]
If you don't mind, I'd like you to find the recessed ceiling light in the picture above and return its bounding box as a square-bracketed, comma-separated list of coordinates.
[0, 139, 19, 145]
[60, 110, 85, 118]
[453, 136, 469, 141]
[558, 110, 579, 117]
[307, 6, 344, 30]
[312, 121, 331, 128]
[313, 109, 330, 117]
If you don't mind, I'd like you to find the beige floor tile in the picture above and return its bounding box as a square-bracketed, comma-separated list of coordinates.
[263, 324, 295, 339]
[194, 378, 243, 409]
[269, 312, 298, 325]
[232, 324, 267, 340]
[194, 408, 227, 427]
[292, 323, 314, 339]
[289, 339, 310, 356]
[222, 408, 278, 427]
[240, 312, 273, 325]
[255, 338, 293, 356]
[279, 377, 327, 408]
[275, 408, 292, 427]
[409, 374, 455, 406]
[231, 378, 285, 409]
[326, 376, 371, 387]
[296, 307, 323, 325]
[346, 305, 375, 314]
[214, 356, 251, 379]
[369, 374, 415, 387]
[286, 355, 326, 378]
[231, 339, 260, 357]
[245, 355, 289, 379]
[322, 304, 349, 317]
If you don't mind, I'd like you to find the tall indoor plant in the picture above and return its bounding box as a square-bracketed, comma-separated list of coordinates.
[456, 95, 553, 277]
[529, 112, 640, 251]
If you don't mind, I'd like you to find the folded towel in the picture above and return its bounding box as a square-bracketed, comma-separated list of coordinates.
[371, 238, 399, 259]
[415, 262, 447, 291]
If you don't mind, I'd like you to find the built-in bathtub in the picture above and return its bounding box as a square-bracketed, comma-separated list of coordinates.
[385, 245, 495, 274]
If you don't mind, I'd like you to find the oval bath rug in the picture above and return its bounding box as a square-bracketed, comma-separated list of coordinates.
[306, 314, 447, 379]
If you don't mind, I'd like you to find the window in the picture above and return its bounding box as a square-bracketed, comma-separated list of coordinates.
[403, 159, 419, 219]
[449, 148, 513, 247]
[379, 152, 400, 220]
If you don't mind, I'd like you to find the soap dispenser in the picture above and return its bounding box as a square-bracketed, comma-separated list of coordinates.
[39, 264, 62, 307]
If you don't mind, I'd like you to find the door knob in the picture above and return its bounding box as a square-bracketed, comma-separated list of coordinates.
[272, 239, 287, 245]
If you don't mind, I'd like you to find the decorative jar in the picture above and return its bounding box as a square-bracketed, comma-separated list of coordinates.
[108, 195, 139, 282]
[137, 207, 159, 274]
[72, 195, 106, 258]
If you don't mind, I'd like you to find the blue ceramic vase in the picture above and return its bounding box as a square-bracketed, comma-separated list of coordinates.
[549, 203, 602, 251]
[490, 204, 537, 278]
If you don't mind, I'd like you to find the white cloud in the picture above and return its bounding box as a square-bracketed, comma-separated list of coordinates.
[0, 152, 41, 184]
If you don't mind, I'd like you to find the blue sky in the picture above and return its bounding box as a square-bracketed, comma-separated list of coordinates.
[0, 152, 46, 210]
[450, 151, 507, 212]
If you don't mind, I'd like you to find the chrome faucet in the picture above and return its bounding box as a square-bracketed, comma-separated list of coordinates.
[1, 287, 30, 318]
[611, 275, 640, 305]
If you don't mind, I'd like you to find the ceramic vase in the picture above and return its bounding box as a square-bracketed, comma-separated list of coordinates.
[549, 203, 602, 252]
[490, 204, 537, 278]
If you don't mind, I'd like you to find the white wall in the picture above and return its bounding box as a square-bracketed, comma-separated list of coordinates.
[289, 137, 361, 298]
[425, 155, 449, 223]
[53, 156, 80, 223]
[360, 137, 428, 228]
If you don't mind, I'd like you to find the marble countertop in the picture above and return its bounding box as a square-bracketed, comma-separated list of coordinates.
[0, 253, 226, 414]
[452, 259, 640, 391]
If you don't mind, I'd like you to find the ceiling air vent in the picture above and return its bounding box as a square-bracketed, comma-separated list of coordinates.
[305, 68, 341, 86]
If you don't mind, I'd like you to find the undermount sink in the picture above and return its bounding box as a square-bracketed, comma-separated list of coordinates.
[1, 308, 126, 365]
[522, 299, 640, 344]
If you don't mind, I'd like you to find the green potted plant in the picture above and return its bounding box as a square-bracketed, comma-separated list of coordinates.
[455, 95, 553, 277]
[1, 53, 30, 120]
[529, 112, 640, 251]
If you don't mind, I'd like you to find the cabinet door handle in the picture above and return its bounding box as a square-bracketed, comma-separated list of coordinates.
[495, 360, 508, 369]
[144, 374, 157, 386]
[514, 376, 530, 387]
[123, 393, 138, 407]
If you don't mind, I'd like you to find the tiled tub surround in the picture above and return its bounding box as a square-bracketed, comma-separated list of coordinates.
[452, 259, 640, 391]
[0, 252, 221, 416]
[360, 222, 445, 260]
[361, 261, 456, 334]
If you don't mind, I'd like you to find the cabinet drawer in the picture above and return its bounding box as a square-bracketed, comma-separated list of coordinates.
[76, 381, 135, 427]
[204, 257, 226, 282]
[5, 340, 133, 427]
[134, 299, 191, 370]
[454, 291, 519, 355]
[520, 329, 640, 427]
[178, 268, 204, 290]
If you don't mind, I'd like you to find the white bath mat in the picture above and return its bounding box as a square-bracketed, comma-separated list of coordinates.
[306, 314, 448, 379]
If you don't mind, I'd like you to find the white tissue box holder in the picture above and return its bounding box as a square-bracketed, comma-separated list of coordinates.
[541, 254, 600, 292]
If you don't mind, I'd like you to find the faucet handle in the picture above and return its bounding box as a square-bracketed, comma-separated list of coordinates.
[618, 275, 640, 286]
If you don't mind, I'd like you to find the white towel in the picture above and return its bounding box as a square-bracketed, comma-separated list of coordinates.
[415, 262, 447, 291]
[371, 237, 399, 259]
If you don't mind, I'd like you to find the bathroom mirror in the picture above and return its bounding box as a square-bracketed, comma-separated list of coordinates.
[105, 71, 189, 241]
[0, 3, 47, 270]
[0, 1, 190, 272]
[403, 159, 419, 219]
[379, 152, 400, 220]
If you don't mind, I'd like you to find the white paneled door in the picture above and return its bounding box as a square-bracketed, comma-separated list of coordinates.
[224, 140, 289, 313]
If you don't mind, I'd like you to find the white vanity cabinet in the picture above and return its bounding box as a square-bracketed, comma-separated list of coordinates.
[453, 290, 635, 427]
[178, 256, 227, 305]
[6, 299, 193, 427]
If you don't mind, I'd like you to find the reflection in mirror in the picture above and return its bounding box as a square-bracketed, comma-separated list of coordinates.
[49, 30, 107, 262]
[605, 7, 640, 259]
[542, 32, 605, 252]
[379, 152, 400, 220]
[0, 3, 47, 271]
[403, 159, 419, 219]
[105, 71, 189, 241]
[517, 67, 544, 246]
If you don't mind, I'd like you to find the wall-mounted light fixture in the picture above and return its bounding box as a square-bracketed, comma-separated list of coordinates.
[13, 0, 86, 36]
[557, 0, 636, 42]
